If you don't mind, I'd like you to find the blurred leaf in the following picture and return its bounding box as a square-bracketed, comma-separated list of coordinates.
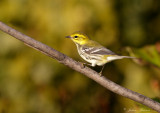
[127, 45, 160, 68]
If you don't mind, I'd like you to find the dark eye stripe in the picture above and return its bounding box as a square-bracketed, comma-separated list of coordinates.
[74, 36, 78, 38]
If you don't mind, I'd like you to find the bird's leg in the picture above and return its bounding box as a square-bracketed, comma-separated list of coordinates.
[84, 63, 92, 66]
[99, 65, 105, 76]
[78, 62, 85, 68]
[78, 62, 92, 68]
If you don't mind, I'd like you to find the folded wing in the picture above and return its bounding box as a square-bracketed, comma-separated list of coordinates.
[82, 46, 116, 55]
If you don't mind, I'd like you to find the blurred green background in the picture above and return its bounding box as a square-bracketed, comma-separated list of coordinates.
[0, 0, 160, 113]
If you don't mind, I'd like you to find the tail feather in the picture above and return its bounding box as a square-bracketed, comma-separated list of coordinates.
[107, 56, 136, 62]
[118, 56, 136, 59]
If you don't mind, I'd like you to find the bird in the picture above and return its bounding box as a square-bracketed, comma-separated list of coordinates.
[66, 31, 135, 74]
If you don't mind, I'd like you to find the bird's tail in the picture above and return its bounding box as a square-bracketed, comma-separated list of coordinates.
[117, 56, 136, 59]
[107, 55, 136, 62]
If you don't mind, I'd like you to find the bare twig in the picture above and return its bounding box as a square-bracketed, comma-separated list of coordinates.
[0, 21, 160, 112]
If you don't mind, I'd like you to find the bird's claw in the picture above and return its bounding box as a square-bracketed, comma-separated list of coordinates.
[78, 62, 85, 68]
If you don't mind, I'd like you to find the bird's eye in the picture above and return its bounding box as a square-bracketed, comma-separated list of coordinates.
[74, 36, 78, 38]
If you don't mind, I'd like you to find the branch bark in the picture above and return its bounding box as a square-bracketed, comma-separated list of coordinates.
[0, 21, 160, 112]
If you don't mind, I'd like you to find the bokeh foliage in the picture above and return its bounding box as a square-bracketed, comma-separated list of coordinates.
[0, 0, 160, 113]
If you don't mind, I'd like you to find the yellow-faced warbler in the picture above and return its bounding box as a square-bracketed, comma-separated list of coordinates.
[66, 31, 135, 74]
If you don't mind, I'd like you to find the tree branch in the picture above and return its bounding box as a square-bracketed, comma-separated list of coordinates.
[0, 21, 160, 112]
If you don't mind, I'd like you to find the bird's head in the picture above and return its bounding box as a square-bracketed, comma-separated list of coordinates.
[65, 32, 89, 45]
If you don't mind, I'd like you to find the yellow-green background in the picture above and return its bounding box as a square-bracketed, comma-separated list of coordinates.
[0, 0, 160, 113]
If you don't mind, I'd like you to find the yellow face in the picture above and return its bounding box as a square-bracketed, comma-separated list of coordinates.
[66, 32, 89, 45]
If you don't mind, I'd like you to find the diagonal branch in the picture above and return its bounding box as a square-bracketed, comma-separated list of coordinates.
[0, 21, 160, 112]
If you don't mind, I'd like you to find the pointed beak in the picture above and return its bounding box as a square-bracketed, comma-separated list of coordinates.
[65, 35, 71, 38]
